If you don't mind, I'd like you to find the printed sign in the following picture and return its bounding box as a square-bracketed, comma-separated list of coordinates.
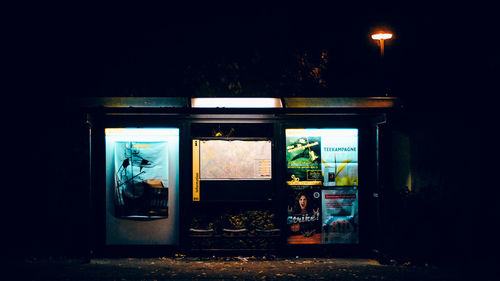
[192, 140, 200, 201]
[321, 188, 359, 244]
[197, 140, 272, 180]
[286, 188, 322, 244]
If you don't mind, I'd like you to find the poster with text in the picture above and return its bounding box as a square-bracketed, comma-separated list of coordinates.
[321, 188, 359, 244]
[286, 188, 322, 244]
[320, 129, 358, 186]
[286, 130, 322, 186]
[286, 129, 358, 187]
[114, 141, 169, 217]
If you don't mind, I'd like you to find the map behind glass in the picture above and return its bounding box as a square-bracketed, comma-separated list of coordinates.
[200, 140, 272, 180]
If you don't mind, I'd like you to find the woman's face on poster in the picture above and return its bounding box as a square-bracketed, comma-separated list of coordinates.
[299, 195, 307, 210]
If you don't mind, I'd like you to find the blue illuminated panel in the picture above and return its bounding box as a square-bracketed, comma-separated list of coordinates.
[105, 128, 179, 245]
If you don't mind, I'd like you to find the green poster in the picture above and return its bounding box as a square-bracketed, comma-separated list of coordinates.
[286, 134, 323, 186]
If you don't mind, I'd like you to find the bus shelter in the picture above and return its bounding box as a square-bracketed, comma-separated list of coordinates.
[75, 97, 399, 257]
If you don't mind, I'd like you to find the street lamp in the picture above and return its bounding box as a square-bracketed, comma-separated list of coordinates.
[371, 31, 393, 96]
[371, 30, 394, 257]
[371, 32, 393, 57]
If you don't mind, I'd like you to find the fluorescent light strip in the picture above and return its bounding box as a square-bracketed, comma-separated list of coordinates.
[105, 128, 179, 137]
[285, 128, 358, 137]
[191, 98, 283, 108]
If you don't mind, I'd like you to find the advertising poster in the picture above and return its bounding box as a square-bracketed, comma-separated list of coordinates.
[321, 188, 359, 244]
[114, 141, 169, 218]
[286, 131, 322, 186]
[320, 129, 358, 186]
[286, 129, 358, 187]
[285, 129, 359, 245]
[286, 188, 322, 244]
[106, 128, 180, 246]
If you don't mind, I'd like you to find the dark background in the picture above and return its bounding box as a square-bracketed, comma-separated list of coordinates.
[4, 3, 498, 265]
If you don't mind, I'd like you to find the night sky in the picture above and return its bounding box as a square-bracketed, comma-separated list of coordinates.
[8, 3, 498, 112]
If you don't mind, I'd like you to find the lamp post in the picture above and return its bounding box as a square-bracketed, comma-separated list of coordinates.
[371, 32, 393, 57]
[371, 32, 393, 96]
[371, 31, 393, 261]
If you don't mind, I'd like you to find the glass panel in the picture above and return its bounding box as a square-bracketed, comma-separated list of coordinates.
[105, 128, 179, 245]
[198, 140, 272, 180]
[285, 128, 359, 245]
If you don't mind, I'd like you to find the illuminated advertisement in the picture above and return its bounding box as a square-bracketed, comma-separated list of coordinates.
[114, 141, 169, 218]
[286, 129, 358, 187]
[286, 188, 322, 244]
[285, 129, 359, 245]
[286, 135, 322, 186]
[321, 188, 359, 244]
[105, 128, 179, 245]
[320, 130, 358, 186]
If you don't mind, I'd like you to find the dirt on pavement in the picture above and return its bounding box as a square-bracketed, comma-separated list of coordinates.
[6, 256, 474, 281]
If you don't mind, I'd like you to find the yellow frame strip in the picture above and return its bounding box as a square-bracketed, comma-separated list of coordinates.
[192, 140, 200, 201]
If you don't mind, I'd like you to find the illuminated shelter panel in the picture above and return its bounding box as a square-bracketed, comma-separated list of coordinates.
[198, 140, 272, 180]
[104, 128, 180, 245]
[285, 129, 358, 187]
[285, 128, 359, 245]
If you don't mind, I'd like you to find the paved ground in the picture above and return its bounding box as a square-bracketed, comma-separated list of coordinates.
[6, 256, 485, 281]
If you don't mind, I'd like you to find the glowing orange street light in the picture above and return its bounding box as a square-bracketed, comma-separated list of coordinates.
[371, 32, 393, 56]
